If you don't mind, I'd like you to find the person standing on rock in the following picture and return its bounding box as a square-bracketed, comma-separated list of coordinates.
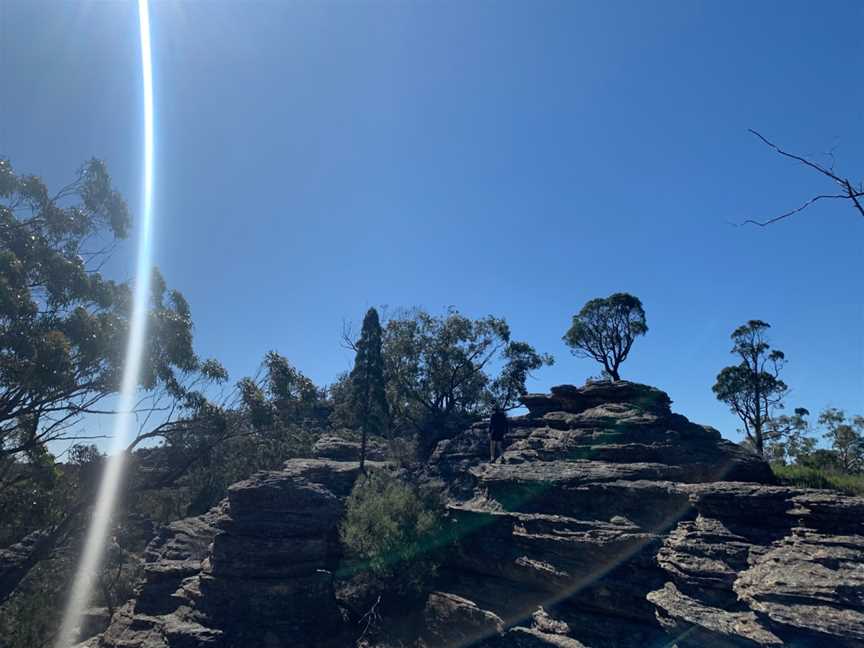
[489, 408, 509, 461]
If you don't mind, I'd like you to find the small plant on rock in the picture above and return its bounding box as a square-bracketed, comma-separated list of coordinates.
[339, 469, 443, 596]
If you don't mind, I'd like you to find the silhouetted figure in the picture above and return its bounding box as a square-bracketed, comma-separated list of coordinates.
[489, 408, 509, 461]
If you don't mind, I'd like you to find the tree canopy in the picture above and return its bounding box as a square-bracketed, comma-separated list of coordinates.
[381, 308, 552, 458]
[713, 320, 788, 457]
[818, 408, 864, 474]
[0, 159, 225, 467]
[0, 159, 230, 606]
[562, 293, 647, 381]
[763, 407, 815, 465]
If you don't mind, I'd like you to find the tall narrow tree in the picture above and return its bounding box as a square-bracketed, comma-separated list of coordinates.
[713, 320, 788, 457]
[349, 308, 389, 470]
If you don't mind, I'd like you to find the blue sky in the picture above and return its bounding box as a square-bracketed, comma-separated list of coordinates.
[2, 0, 862, 444]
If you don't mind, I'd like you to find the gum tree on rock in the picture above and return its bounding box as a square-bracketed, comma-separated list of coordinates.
[562, 293, 647, 382]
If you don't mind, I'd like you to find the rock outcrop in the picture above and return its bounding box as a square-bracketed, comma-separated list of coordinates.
[86, 382, 864, 648]
[424, 381, 863, 647]
[312, 434, 388, 463]
[93, 457, 380, 648]
[649, 485, 864, 647]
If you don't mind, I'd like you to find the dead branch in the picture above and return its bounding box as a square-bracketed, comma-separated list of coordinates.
[743, 129, 864, 226]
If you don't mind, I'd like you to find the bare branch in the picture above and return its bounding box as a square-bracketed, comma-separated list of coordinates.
[740, 194, 849, 227]
[749, 129, 841, 182]
[340, 319, 359, 352]
[743, 129, 864, 225]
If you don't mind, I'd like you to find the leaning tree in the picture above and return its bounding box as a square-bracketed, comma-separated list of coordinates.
[0, 158, 230, 605]
[713, 320, 788, 457]
[563, 293, 647, 381]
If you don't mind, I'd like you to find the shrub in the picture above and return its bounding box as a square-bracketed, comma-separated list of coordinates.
[772, 464, 864, 496]
[339, 469, 443, 595]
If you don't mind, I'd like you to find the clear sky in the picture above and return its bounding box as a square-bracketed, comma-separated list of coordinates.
[1, 0, 862, 444]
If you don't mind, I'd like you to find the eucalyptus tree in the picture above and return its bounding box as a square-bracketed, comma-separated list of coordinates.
[382, 308, 552, 458]
[563, 293, 647, 381]
[713, 320, 788, 457]
[0, 159, 228, 604]
[818, 408, 864, 473]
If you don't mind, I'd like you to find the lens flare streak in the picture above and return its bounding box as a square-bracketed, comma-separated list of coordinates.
[55, 1, 155, 645]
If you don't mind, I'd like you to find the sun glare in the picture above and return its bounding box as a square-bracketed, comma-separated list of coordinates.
[54, 2, 155, 645]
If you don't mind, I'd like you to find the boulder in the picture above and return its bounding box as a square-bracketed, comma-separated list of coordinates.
[312, 434, 387, 462]
[421, 591, 504, 646]
[520, 381, 672, 417]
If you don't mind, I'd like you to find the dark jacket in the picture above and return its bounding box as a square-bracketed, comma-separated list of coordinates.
[489, 411, 509, 440]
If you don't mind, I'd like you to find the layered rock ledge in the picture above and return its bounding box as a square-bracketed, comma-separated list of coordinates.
[86, 381, 864, 648]
[90, 459, 381, 648]
[424, 382, 863, 647]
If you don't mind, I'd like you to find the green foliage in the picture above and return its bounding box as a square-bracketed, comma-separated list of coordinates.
[0, 159, 228, 540]
[340, 470, 443, 595]
[772, 463, 864, 496]
[818, 408, 864, 473]
[382, 308, 552, 458]
[713, 320, 787, 457]
[0, 159, 217, 456]
[238, 351, 327, 431]
[176, 353, 330, 514]
[182, 419, 320, 516]
[0, 556, 68, 648]
[347, 308, 389, 468]
[563, 293, 647, 381]
[763, 408, 815, 465]
[1, 159, 128, 450]
[799, 448, 843, 472]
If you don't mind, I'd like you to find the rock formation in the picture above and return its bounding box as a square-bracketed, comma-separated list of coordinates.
[84, 381, 864, 648]
[88, 459, 381, 648]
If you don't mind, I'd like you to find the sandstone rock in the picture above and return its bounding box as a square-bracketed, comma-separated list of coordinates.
[88, 380, 864, 648]
[735, 529, 864, 646]
[493, 626, 588, 647]
[76, 607, 112, 644]
[312, 434, 387, 462]
[422, 591, 504, 646]
[651, 482, 864, 647]
[648, 582, 783, 647]
[96, 458, 367, 648]
[520, 381, 672, 417]
[530, 607, 570, 635]
[428, 381, 861, 647]
[0, 528, 62, 604]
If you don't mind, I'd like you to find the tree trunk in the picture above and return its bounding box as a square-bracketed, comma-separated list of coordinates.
[751, 351, 763, 457]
